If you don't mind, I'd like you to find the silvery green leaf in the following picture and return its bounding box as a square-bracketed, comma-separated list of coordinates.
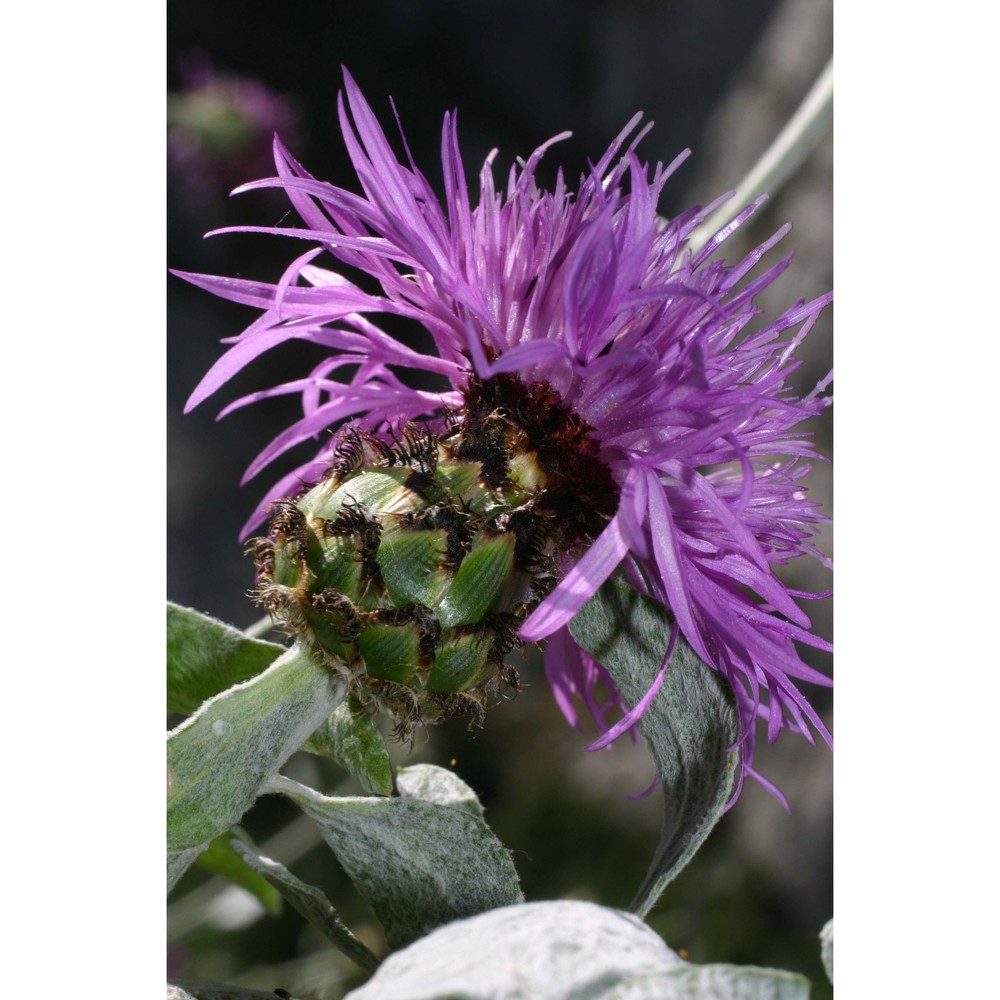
[167, 643, 346, 852]
[819, 918, 833, 983]
[169, 982, 306, 1000]
[342, 900, 808, 1000]
[303, 699, 393, 797]
[229, 839, 379, 974]
[568, 579, 740, 916]
[395, 762, 483, 816]
[195, 834, 282, 916]
[168, 844, 207, 894]
[267, 765, 522, 950]
[167, 602, 284, 715]
[619, 964, 810, 999]
[342, 900, 680, 1000]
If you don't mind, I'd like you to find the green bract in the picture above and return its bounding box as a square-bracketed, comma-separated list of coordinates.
[249, 381, 616, 736]
[252, 440, 531, 733]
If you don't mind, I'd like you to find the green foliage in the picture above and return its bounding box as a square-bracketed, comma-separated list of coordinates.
[341, 900, 808, 1000]
[167, 602, 284, 715]
[164, 588, 819, 999]
[229, 839, 379, 973]
[267, 765, 523, 950]
[167, 642, 346, 852]
[302, 699, 393, 797]
[569, 579, 740, 915]
[168, 845, 207, 895]
[194, 834, 282, 917]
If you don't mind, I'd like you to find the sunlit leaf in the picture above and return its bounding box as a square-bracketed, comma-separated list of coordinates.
[167, 602, 284, 715]
[341, 900, 809, 999]
[167, 643, 346, 851]
[267, 764, 522, 950]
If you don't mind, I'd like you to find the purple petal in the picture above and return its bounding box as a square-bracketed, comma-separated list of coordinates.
[585, 620, 678, 751]
[519, 512, 629, 642]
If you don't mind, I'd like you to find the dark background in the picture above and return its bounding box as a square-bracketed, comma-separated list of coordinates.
[168, 2, 832, 997]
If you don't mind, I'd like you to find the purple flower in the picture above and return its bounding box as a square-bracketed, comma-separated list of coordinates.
[175, 70, 831, 802]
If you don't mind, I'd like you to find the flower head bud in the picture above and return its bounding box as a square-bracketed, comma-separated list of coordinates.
[250, 374, 617, 737]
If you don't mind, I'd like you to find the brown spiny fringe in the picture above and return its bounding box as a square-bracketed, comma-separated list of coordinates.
[310, 589, 362, 641]
[457, 372, 618, 544]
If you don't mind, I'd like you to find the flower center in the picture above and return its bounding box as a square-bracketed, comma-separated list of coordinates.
[453, 373, 619, 552]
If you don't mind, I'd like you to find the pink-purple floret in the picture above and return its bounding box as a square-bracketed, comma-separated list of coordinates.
[175, 69, 832, 805]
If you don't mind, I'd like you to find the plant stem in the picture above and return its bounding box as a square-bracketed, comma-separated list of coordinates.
[687, 57, 832, 255]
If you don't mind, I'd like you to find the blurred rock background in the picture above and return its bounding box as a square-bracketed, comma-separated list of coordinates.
[168, 2, 832, 997]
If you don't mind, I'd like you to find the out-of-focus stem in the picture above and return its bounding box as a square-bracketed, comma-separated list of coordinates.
[244, 614, 277, 639]
[687, 57, 832, 255]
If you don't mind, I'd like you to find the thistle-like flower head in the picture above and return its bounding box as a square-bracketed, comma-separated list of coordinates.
[176, 69, 831, 802]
